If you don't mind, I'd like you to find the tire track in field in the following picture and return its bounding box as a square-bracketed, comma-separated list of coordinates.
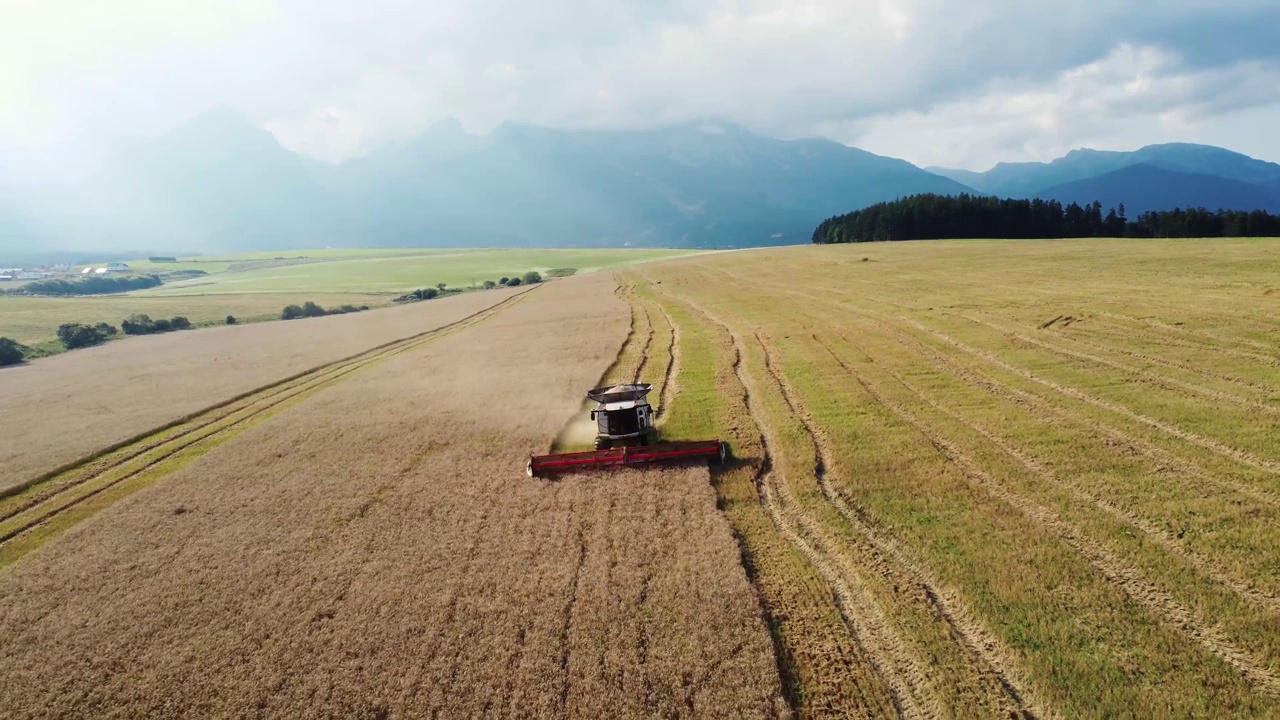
[421, 500, 498, 689]
[633, 300, 656, 384]
[702, 280, 1280, 509]
[0, 290, 535, 557]
[848, 306, 1280, 510]
[1094, 311, 1280, 355]
[651, 300, 681, 422]
[893, 312, 1280, 478]
[856, 333, 1280, 616]
[1087, 314, 1280, 366]
[557, 508, 588, 715]
[814, 334, 1280, 697]
[660, 288, 936, 720]
[965, 313, 1280, 416]
[1043, 319, 1280, 393]
[756, 331, 1037, 719]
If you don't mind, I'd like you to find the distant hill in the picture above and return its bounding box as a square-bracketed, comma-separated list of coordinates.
[11, 111, 1280, 253]
[930, 143, 1280, 198]
[327, 119, 973, 249]
[1036, 163, 1280, 215]
[2, 111, 973, 253]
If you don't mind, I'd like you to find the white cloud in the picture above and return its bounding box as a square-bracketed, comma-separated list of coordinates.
[1, 0, 1280, 169]
[846, 44, 1280, 169]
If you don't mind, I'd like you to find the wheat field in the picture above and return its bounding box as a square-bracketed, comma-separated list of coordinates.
[3, 238, 1279, 717]
[0, 273, 782, 718]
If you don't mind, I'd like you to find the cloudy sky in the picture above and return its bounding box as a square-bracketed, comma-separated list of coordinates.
[3, 0, 1280, 174]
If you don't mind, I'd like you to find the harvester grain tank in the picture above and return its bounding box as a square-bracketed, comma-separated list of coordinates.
[527, 383, 727, 477]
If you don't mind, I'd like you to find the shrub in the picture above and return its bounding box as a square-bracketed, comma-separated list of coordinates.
[0, 337, 25, 366]
[436, 282, 447, 290]
[226, 315, 238, 325]
[499, 277, 510, 285]
[506, 277, 522, 287]
[546, 268, 578, 277]
[122, 314, 191, 335]
[121, 314, 155, 335]
[282, 304, 305, 320]
[359, 305, 369, 311]
[302, 301, 327, 318]
[57, 322, 116, 349]
[148, 256, 177, 262]
[417, 288, 439, 300]
[522, 271, 542, 284]
[483, 280, 497, 289]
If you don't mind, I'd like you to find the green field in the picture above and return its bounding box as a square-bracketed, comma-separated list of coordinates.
[618, 238, 1280, 716]
[2, 247, 705, 349]
[133, 248, 706, 295]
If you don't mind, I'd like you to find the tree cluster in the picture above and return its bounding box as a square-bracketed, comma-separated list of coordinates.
[148, 256, 178, 262]
[121, 314, 192, 335]
[0, 337, 26, 367]
[56, 322, 118, 349]
[9, 274, 163, 296]
[813, 194, 1280, 243]
[281, 301, 368, 320]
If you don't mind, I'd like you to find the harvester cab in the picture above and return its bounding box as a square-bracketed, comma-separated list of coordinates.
[588, 383, 656, 450]
[527, 382, 728, 478]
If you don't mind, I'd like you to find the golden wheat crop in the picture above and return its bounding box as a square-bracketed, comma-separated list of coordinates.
[0, 274, 782, 718]
[0, 287, 526, 492]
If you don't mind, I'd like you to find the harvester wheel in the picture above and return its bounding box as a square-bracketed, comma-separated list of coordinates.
[594, 437, 612, 451]
[526, 458, 535, 478]
[718, 441, 730, 464]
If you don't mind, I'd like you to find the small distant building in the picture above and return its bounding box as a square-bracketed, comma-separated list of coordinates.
[0, 275, 13, 283]
[81, 267, 92, 275]
[94, 268, 108, 275]
[16, 271, 47, 280]
[106, 262, 130, 273]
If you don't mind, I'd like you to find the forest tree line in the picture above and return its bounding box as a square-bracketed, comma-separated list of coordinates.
[812, 194, 1280, 243]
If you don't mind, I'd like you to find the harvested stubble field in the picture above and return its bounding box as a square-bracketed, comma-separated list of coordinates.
[0, 273, 783, 718]
[617, 238, 1280, 718]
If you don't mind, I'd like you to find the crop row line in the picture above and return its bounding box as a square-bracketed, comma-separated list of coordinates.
[810, 329, 1280, 696]
[0, 290, 534, 560]
[652, 283, 946, 719]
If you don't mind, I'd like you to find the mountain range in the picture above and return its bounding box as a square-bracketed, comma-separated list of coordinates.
[3, 109, 1279, 254]
[929, 143, 1280, 214]
[1, 110, 968, 253]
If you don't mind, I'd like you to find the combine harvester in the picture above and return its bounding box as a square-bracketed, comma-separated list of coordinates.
[527, 383, 727, 478]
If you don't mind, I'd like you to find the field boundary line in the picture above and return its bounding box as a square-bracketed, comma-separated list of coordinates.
[814, 333, 1280, 697]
